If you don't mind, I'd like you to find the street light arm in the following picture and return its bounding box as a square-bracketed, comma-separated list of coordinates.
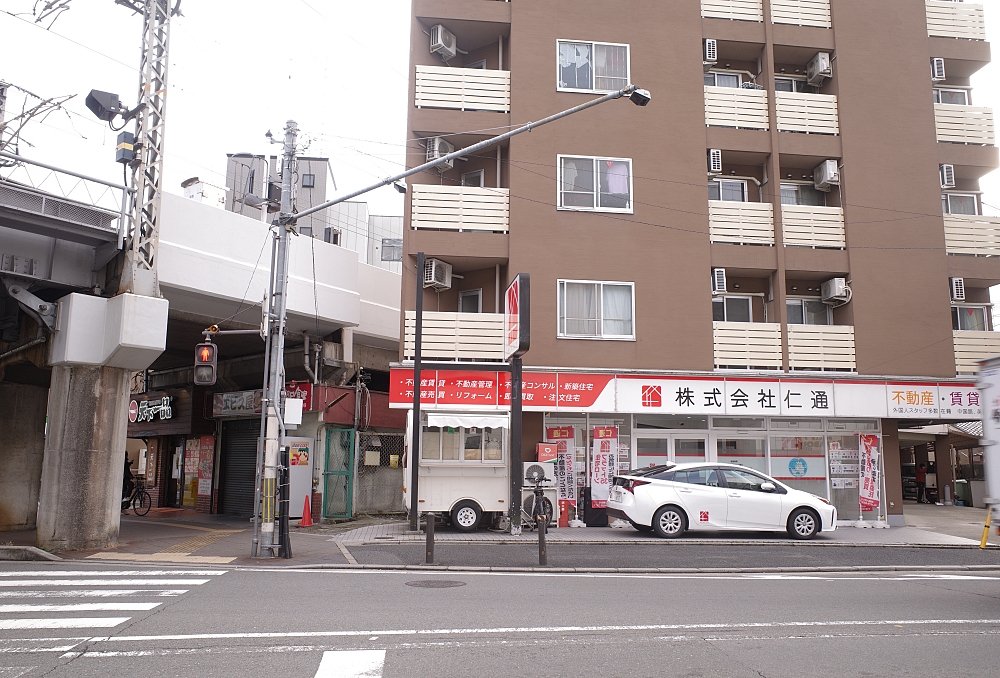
[290, 84, 649, 223]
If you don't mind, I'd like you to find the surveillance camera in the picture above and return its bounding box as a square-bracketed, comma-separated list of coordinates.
[629, 88, 651, 107]
[85, 90, 122, 122]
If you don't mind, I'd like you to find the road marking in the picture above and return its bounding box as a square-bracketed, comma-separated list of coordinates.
[0, 617, 131, 630]
[0, 570, 226, 577]
[0, 579, 212, 587]
[0, 589, 188, 599]
[160, 530, 244, 554]
[336, 543, 358, 566]
[85, 553, 237, 564]
[0, 603, 161, 613]
[314, 650, 386, 678]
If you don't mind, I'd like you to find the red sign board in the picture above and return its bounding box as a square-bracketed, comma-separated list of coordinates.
[504, 274, 530, 360]
[546, 426, 575, 440]
[500, 372, 558, 407]
[390, 370, 440, 406]
[437, 371, 499, 405]
[537, 443, 558, 463]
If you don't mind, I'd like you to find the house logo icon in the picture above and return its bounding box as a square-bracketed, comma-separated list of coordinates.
[641, 385, 661, 408]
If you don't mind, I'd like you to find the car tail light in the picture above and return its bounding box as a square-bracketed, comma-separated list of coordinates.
[624, 479, 650, 494]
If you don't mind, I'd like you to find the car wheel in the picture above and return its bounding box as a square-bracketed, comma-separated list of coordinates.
[652, 505, 687, 539]
[628, 519, 652, 533]
[451, 501, 482, 532]
[787, 508, 819, 540]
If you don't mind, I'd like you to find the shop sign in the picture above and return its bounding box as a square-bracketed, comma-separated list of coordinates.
[938, 385, 981, 419]
[886, 383, 939, 418]
[590, 426, 616, 509]
[546, 426, 575, 440]
[859, 434, 881, 511]
[502, 372, 558, 407]
[212, 383, 314, 418]
[129, 396, 173, 423]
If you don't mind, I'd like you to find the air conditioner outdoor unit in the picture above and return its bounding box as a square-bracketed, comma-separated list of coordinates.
[423, 257, 452, 290]
[940, 164, 956, 189]
[813, 159, 840, 192]
[523, 461, 556, 486]
[821, 277, 849, 303]
[426, 136, 455, 172]
[712, 268, 727, 294]
[806, 52, 832, 86]
[931, 57, 946, 82]
[950, 277, 966, 302]
[703, 38, 717, 72]
[429, 24, 458, 61]
[708, 149, 723, 175]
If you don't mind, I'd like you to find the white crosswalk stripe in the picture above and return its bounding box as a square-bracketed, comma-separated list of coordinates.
[314, 650, 387, 678]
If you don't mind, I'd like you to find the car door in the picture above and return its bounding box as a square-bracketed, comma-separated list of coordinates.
[721, 468, 784, 529]
[672, 467, 728, 529]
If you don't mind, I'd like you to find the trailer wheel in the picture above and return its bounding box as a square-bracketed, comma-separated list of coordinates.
[451, 501, 482, 532]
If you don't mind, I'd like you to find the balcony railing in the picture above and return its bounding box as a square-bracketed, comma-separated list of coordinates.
[934, 104, 995, 145]
[943, 214, 1000, 256]
[776, 92, 839, 135]
[414, 65, 511, 113]
[926, 1, 986, 40]
[701, 0, 763, 21]
[788, 325, 856, 371]
[713, 321, 783, 370]
[781, 205, 845, 248]
[709, 201, 774, 245]
[404, 311, 505, 362]
[771, 0, 832, 28]
[410, 184, 510, 233]
[704, 86, 769, 130]
[954, 330, 1000, 375]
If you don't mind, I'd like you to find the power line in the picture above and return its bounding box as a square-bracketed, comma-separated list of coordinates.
[0, 9, 136, 71]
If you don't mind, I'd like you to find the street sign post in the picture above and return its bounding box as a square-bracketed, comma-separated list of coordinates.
[505, 274, 530, 535]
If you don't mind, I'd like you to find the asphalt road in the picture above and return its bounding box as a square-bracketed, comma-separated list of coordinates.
[1, 561, 999, 677]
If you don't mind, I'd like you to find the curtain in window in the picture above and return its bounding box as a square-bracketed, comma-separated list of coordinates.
[561, 157, 595, 208]
[724, 297, 751, 322]
[780, 184, 799, 205]
[602, 284, 633, 336]
[708, 182, 721, 201]
[956, 307, 987, 331]
[563, 282, 598, 336]
[599, 161, 630, 209]
[948, 195, 977, 215]
[786, 301, 804, 324]
[719, 180, 745, 202]
[559, 42, 591, 89]
[594, 44, 627, 91]
[715, 73, 740, 88]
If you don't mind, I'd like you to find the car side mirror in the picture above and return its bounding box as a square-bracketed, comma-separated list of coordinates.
[760, 482, 776, 492]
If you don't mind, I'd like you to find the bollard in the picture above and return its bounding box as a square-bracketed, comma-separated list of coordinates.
[537, 513, 547, 567]
[425, 512, 435, 564]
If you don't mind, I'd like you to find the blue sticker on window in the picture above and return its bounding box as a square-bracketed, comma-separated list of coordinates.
[788, 458, 808, 478]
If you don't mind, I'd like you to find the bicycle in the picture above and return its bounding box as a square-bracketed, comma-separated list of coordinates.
[121, 478, 152, 516]
[520, 467, 554, 532]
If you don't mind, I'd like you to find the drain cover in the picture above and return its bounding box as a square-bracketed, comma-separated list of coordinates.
[405, 580, 466, 589]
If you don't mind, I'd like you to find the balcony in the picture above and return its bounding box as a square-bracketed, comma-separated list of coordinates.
[403, 311, 505, 361]
[704, 86, 769, 130]
[410, 184, 509, 233]
[926, 1, 986, 40]
[709, 201, 774, 245]
[788, 325, 856, 371]
[771, 0, 831, 28]
[701, 0, 763, 21]
[934, 104, 995, 145]
[414, 65, 510, 113]
[954, 330, 1000, 374]
[713, 321, 782, 370]
[943, 214, 1000, 256]
[781, 205, 845, 248]
[776, 92, 839, 135]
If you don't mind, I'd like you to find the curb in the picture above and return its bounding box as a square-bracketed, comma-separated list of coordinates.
[338, 538, 999, 549]
[244, 563, 1000, 575]
[0, 546, 62, 561]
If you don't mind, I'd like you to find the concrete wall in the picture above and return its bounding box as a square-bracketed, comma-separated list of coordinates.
[0, 382, 48, 530]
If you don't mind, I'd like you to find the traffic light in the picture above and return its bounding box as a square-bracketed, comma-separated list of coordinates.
[193, 342, 218, 386]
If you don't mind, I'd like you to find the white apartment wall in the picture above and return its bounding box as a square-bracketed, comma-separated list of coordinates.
[367, 215, 403, 274]
[357, 262, 403, 349]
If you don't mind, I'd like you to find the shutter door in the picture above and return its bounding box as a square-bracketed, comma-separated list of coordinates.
[219, 418, 261, 516]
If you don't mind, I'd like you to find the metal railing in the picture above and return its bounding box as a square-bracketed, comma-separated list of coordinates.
[713, 321, 783, 370]
[701, 0, 763, 21]
[954, 330, 1000, 375]
[788, 325, 856, 371]
[944, 214, 1000, 256]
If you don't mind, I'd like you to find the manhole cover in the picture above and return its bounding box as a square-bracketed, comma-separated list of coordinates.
[405, 580, 466, 589]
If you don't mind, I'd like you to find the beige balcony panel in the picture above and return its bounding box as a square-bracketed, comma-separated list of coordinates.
[701, 0, 763, 21]
[934, 105, 995, 145]
[781, 205, 845, 248]
[415, 65, 511, 113]
[704, 86, 769, 130]
[954, 330, 1000, 375]
[926, 1, 986, 40]
[788, 325, 856, 371]
[713, 321, 783, 370]
[411, 184, 509, 233]
[944, 215, 1000, 256]
[404, 311, 506, 361]
[709, 200, 774, 245]
[771, 0, 832, 28]
[776, 92, 839, 135]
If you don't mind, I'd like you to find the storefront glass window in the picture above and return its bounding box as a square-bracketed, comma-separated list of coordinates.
[827, 419, 879, 432]
[827, 434, 862, 520]
[484, 428, 503, 461]
[589, 415, 631, 475]
[463, 428, 483, 460]
[717, 437, 767, 473]
[634, 414, 708, 429]
[770, 418, 823, 431]
[442, 428, 461, 460]
[712, 417, 766, 430]
[770, 435, 828, 498]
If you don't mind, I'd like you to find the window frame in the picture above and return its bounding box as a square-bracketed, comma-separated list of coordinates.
[779, 181, 827, 207]
[380, 238, 402, 262]
[942, 192, 980, 216]
[557, 279, 636, 341]
[952, 304, 991, 332]
[933, 87, 970, 106]
[704, 70, 744, 88]
[420, 425, 506, 466]
[557, 154, 635, 214]
[708, 178, 748, 203]
[301, 173, 316, 188]
[774, 76, 809, 93]
[712, 294, 754, 323]
[461, 169, 485, 187]
[459, 288, 483, 313]
[556, 39, 631, 94]
[785, 297, 832, 326]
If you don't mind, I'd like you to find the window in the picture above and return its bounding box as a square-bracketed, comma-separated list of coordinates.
[459, 289, 482, 313]
[942, 193, 979, 215]
[786, 298, 831, 325]
[558, 40, 629, 93]
[712, 296, 752, 322]
[774, 77, 809, 93]
[780, 183, 826, 207]
[301, 173, 316, 188]
[933, 88, 969, 106]
[380, 238, 402, 262]
[461, 170, 484, 188]
[952, 306, 989, 331]
[558, 280, 635, 339]
[559, 156, 633, 212]
[421, 426, 504, 463]
[465, 59, 487, 70]
[708, 179, 747, 202]
[675, 468, 722, 487]
[717, 438, 767, 473]
[704, 71, 741, 88]
[721, 468, 770, 492]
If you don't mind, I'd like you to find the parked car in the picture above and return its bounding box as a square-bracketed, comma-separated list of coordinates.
[607, 462, 837, 540]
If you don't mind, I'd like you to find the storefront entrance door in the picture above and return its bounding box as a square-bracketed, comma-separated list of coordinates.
[324, 428, 354, 519]
[632, 434, 708, 469]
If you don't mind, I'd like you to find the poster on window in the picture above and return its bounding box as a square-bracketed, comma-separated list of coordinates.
[859, 434, 881, 511]
[555, 445, 576, 506]
[590, 426, 617, 508]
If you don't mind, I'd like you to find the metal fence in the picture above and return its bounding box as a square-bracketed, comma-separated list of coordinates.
[355, 431, 405, 514]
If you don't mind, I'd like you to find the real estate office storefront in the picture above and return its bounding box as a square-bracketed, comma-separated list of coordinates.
[390, 369, 982, 526]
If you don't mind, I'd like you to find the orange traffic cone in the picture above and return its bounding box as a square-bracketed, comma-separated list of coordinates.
[298, 496, 313, 528]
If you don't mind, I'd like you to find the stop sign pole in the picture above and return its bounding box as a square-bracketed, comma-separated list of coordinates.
[505, 274, 530, 535]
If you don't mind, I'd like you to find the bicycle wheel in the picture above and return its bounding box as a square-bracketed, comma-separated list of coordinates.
[133, 490, 152, 516]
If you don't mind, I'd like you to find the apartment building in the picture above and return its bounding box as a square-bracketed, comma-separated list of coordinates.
[393, 0, 998, 527]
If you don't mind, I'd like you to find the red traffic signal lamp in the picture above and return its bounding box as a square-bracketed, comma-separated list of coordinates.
[193, 342, 218, 386]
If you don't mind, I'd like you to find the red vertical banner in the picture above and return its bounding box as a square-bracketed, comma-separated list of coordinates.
[859, 434, 881, 512]
[590, 426, 617, 508]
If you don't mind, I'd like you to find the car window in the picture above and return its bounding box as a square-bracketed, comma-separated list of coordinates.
[722, 468, 769, 492]
[676, 468, 721, 487]
[650, 470, 675, 481]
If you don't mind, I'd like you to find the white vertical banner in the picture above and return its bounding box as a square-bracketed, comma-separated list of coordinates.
[859, 434, 881, 512]
[555, 443, 576, 505]
[590, 426, 617, 508]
